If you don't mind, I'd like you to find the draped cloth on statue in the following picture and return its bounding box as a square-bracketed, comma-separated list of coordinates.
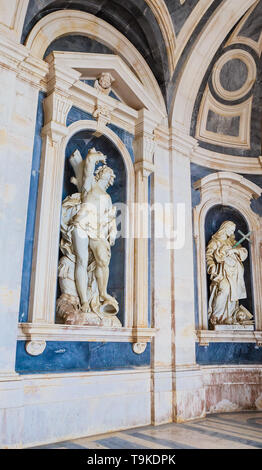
[206, 221, 250, 326]
[58, 192, 118, 316]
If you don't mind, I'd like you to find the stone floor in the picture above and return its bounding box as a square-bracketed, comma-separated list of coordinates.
[33, 411, 262, 449]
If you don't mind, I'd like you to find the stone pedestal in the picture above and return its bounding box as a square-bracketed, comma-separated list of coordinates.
[214, 325, 254, 331]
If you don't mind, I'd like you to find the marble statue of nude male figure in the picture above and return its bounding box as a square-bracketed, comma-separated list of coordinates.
[70, 147, 117, 313]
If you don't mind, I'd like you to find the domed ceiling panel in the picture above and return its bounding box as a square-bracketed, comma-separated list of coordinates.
[191, 1, 262, 157]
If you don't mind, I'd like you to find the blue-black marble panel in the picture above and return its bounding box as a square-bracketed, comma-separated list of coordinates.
[16, 341, 150, 374]
[196, 342, 262, 365]
[220, 58, 248, 92]
[165, 0, 199, 36]
[18, 91, 45, 322]
[206, 111, 240, 137]
[108, 123, 135, 163]
[44, 34, 113, 58]
[239, 2, 262, 43]
[66, 106, 95, 127]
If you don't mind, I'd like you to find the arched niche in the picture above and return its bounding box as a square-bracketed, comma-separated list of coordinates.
[205, 204, 254, 324]
[56, 128, 127, 326]
[193, 171, 262, 343]
[18, 45, 156, 353]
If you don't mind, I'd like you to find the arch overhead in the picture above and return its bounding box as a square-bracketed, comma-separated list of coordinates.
[25, 9, 166, 117]
[144, 0, 176, 74]
[170, 0, 257, 133]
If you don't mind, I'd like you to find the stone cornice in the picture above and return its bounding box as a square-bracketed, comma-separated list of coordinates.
[197, 329, 262, 347]
[192, 145, 262, 174]
[18, 323, 156, 345]
[194, 172, 262, 202]
[169, 126, 199, 158]
[170, 123, 262, 174]
[0, 34, 48, 88]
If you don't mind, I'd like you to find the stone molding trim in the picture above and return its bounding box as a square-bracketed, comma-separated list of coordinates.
[195, 87, 253, 149]
[0, 34, 48, 90]
[193, 172, 262, 340]
[212, 49, 257, 102]
[170, 125, 262, 175]
[191, 145, 262, 174]
[0, 0, 29, 41]
[18, 324, 156, 345]
[197, 329, 262, 347]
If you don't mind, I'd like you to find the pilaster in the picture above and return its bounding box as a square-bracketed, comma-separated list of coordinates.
[28, 56, 80, 352]
[149, 125, 174, 425]
[170, 128, 198, 366]
[170, 128, 205, 421]
[133, 109, 157, 330]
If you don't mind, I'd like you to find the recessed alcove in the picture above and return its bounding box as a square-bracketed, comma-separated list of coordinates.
[205, 204, 254, 324]
[56, 129, 127, 326]
[193, 171, 262, 345]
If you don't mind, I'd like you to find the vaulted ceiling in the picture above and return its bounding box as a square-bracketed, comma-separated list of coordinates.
[21, 0, 262, 156]
[21, 0, 207, 107]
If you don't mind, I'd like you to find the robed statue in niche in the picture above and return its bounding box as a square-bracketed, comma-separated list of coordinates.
[206, 220, 253, 328]
[56, 147, 121, 327]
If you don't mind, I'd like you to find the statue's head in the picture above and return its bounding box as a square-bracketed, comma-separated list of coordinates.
[98, 72, 114, 90]
[95, 164, 116, 189]
[215, 221, 236, 239]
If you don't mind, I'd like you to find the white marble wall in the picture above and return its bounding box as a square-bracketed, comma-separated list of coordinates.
[150, 136, 173, 425]
[1, 364, 262, 448]
[171, 149, 196, 366]
[0, 66, 39, 375]
[2, 369, 151, 448]
[0, 0, 261, 449]
[169, 136, 206, 422]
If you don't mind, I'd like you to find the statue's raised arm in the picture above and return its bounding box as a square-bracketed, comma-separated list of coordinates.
[82, 148, 107, 194]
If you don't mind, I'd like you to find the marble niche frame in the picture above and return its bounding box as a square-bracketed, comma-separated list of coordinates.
[17, 46, 165, 356]
[193, 172, 262, 347]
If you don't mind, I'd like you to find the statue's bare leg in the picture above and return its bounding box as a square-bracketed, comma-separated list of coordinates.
[90, 239, 114, 302]
[72, 227, 89, 311]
